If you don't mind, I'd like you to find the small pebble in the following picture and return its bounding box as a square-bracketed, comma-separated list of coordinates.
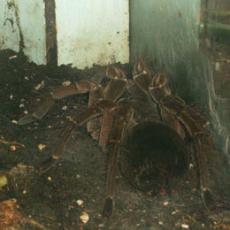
[9, 145, 17, 152]
[24, 110, 28, 114]
[47, 176, 52, 181]
[22, 190, 27, 194]
[9, 94, 13, 100]
[158, 221, 163, 225]
[76, 174, 81, 179]
[62, 80, 71, 86]
[163, 201, 169, 206]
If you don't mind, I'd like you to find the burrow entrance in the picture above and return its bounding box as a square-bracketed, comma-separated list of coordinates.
[120, 121, 189, 195]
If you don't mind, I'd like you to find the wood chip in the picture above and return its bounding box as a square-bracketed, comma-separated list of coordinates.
[80, 212, 89, 224]
[34, 81, 45, 91]
[37, 144, 46, 151]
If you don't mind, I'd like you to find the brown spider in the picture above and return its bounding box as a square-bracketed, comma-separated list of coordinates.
[18, 61, 212, 216]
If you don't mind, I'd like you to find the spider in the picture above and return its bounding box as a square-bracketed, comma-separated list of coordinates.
[18, 60, 212, 216]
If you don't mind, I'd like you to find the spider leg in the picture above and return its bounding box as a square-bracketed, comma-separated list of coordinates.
[38, 106, 103, 174]
[103, 141, 120, 217]
[102, 102, 134, 217]
[193, 137, 213, 209]
[18, 80, 98, 125]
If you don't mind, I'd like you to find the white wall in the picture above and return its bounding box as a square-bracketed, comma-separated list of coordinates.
[0, 0, 46, 64]
[0, 0, 129, 68]
[55, 0, 129, 69]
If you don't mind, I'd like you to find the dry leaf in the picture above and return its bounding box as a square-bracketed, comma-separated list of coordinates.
[0, 175, 8, 190]
[62, 80, 71, 87]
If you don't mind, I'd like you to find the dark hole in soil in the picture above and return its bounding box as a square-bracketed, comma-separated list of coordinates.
[120, 121, 188, 194]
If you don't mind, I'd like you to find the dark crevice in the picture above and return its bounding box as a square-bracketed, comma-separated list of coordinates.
[120, 122, 188, 195]
[44, 0, 58, 66]
[6, 0, 25, 54]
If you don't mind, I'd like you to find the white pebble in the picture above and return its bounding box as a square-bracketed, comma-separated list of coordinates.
[11, 120, 18, 124]
[62, 105, 68, 111]
[158, 221, 163, 225]
[181, 224, 189, 229]
[163, 201, 169, 206]
[76, 200, 84, 206]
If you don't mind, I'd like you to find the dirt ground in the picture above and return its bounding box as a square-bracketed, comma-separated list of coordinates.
[0, 50, 230, 230]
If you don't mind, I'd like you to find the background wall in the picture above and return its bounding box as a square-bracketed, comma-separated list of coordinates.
[0, 0, 129, 69]
[130, 0, 200, 69]
[56, 0, 129, 69]
[0, 0, 46, 64]
[130, 0, 206, 105]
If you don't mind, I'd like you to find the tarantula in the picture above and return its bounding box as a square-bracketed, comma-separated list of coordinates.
[18, 61, 212, 216]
